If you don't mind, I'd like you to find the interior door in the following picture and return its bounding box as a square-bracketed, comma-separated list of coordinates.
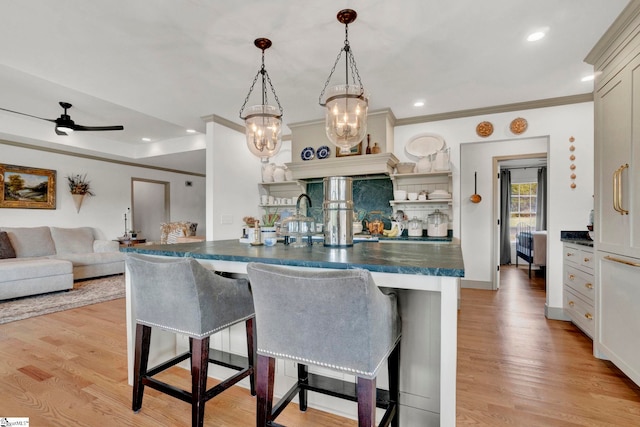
[132, 179, 169, 243]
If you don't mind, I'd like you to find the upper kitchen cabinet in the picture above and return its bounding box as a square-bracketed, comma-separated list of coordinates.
[586, 2, 640, 259]
[285, 109, 398, 180]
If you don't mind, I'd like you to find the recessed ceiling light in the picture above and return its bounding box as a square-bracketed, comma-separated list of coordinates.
[413, 100, 425, 107]
[527, 31, 546, 42]
[141, 137, 151, 142]
[581, 74, 595, 82]
[186, 129, 196, 133]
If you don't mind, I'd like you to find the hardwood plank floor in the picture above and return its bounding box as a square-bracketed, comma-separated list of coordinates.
[0, 266, 639, 426]
[457, 265, 640, 426]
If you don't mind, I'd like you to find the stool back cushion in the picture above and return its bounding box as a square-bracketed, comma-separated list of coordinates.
[126, 254, 254, 338]
[247, 262, 401, 379]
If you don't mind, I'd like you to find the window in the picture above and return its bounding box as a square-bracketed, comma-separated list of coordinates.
[510, 182, 537, 240]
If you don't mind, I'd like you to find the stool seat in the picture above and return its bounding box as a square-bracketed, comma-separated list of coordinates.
[127, 254, 256, 427]
[247, 262, 401, 427]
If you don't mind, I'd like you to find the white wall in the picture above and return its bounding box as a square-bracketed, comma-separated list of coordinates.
[1, 143, 206, 240]
[393, 102, 595, 317]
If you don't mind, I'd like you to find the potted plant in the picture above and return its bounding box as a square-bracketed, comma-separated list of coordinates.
[66, 173, 94, 212]
[262, 208, 280, 240]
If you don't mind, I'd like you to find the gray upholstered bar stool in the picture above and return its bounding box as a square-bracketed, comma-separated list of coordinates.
[126, 254, 256, 427]
[246, 262, 401, 427]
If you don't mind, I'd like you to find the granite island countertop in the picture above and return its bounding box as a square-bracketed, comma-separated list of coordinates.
[121, 239, 464, 277]
[560, 230, 594, 247]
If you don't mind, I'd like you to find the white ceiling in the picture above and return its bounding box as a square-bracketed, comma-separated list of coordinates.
[0, 0, 629, 175]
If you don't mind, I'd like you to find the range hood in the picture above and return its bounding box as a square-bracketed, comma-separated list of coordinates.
[285, 153, 399, 180]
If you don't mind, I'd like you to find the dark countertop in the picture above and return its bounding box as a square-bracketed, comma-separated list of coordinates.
[121, 239, 465, 277]
[560, 230, 594, 247]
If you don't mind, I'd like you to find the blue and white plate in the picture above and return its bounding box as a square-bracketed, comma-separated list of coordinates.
[317, 145, 331, 159]
[301, 146, 315, 161]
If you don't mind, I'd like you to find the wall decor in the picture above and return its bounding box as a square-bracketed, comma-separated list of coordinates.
[0, 164, 56, 209]
[476, 121, 494, 137]
[569, 136, 576, 189]
[336, 141, 362, 157]
[510, 117, 528, 135]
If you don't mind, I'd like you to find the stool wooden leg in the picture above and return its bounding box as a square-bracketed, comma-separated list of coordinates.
[256, 354, 275, 427]
[246, 318, 256, 396]
[132, 324, 151, 412]
[388, 343, 400, 427]
[357, 377, 376, 427]
[298, 363, 308, 411]
[191, 337, 210, 427]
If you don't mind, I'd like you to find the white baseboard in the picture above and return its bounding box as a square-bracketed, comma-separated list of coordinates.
[460, 279, 493, 290]
[545, 303, 571, 321]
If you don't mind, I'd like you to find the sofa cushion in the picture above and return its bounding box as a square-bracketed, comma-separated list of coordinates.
[0, 231, 16, 259]
[0, 258, 72, 282]
[1, 226, 56, 258]
[50, 227, 94, 254]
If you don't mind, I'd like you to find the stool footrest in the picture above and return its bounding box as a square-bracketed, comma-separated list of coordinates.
[270, 372, 395, 422]
[142, 349, 253, 405]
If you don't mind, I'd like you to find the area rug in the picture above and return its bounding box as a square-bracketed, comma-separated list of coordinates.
[0, 274, 125, 325]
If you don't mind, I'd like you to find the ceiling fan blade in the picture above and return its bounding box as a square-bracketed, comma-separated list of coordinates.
[0, 106, 56, 123]
[73, 124, 124, 131]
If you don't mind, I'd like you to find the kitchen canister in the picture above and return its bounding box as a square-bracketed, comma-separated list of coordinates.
[323, 176, 354, 247]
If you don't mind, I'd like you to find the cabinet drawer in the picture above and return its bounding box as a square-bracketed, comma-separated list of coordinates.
[563, 287, 594, 339]
[564, 243, 594, 271]
[563, 265, 595, 303]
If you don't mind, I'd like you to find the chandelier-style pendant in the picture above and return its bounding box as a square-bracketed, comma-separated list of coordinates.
[319, 9, 368, 154]
[239, 38, 283, 162]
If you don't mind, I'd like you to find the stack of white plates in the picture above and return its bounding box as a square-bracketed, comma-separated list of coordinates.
[428, 190, 451, 200]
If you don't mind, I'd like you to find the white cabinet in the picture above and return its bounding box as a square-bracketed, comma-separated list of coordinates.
[586, 2, 640, 387]
[562, 243, 595, 338]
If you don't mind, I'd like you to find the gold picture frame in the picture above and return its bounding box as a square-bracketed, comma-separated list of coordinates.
[0, 164, 56, 209]
[335, 141, 362, 157]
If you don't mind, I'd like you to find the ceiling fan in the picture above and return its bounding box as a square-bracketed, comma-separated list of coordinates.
[0, 101, 124, 135]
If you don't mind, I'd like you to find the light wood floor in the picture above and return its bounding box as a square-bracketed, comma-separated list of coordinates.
[0, 266, 639, 426]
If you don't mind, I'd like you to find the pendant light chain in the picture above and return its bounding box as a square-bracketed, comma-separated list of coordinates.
[239, 45, 283, 119]
[318, 22, 364, 106]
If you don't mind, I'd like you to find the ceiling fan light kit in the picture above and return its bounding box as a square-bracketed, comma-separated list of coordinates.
[0, 101, 124, 136]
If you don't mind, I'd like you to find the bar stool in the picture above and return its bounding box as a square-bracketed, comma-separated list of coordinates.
[246, 262, 401, 427]
[126, 254, 256, 427]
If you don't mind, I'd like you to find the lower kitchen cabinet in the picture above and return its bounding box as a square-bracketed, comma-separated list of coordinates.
[563, 242, 595, 338]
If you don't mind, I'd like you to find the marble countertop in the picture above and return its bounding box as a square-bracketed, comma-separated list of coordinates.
[122, 239, 465, 277]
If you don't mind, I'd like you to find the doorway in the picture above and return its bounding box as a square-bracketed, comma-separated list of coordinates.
[494, 154, 547, 289]
[131, 179, 170, 243]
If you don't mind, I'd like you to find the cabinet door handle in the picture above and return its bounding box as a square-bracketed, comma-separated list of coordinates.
[569, 274, 575, 281]
[604, 255, 640, 267]
[585, 283, 593, 289]
[613, 166, 621, 213]
[585, 313, 593, 320]
[619, 163, 629, 215]
[568, 300, 575, 307]
[584, 257, 591, 263]
[566, 252, 574, 257]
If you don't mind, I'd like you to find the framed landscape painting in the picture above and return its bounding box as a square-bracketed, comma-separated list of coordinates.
[0, 164, 56, 209]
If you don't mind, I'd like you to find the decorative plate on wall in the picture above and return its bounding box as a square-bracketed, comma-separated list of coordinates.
[301, 147, 315, 161]
[476, 121, 494, 137]
[316, 145, 331, 159]
[510, 117, 528, 135]
[405, 133, 445, 158]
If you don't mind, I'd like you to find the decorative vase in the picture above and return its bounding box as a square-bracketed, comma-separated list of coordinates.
[261, 226, 277, 240]
[72, 193, 85, 212]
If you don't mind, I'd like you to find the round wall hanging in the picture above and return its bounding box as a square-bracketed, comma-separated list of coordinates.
[510, 117, 528, 135]
[476, 121, 494, 137]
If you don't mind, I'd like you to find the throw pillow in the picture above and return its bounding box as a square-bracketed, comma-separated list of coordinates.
[0, 231, 16, 259]
[50, 227, 94, 254]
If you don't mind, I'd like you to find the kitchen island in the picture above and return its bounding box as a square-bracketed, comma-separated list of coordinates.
[122, 240, 464, 426]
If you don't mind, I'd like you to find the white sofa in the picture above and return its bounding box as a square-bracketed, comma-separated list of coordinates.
[0, 226, 124, 301]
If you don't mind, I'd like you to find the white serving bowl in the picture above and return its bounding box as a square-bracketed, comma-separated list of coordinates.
[395, 162, 415, 174]
[393, 190, 407, 200]
[408, 192, 418, 201]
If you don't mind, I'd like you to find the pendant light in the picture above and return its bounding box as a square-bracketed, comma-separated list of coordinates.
[319, 9, 368, 155]
[239, 38, 284, 162]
